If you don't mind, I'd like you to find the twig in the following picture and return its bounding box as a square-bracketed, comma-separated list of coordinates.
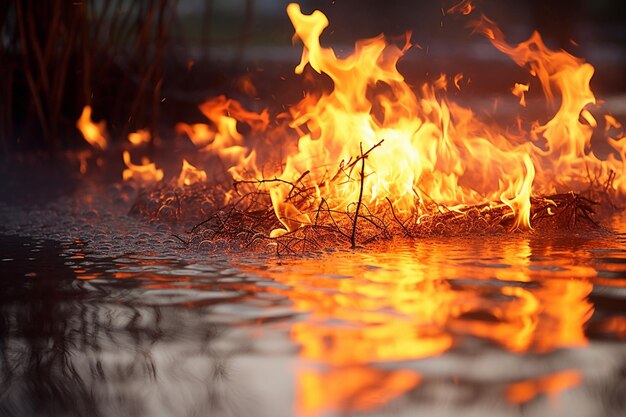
[172, 234, 189, 246]
[331, 139, 384, 182]
[288, 170, 310, 199]
[233, 177, 297, 193]
[386, 196, 412, 237]
[351, 143, 366, 249]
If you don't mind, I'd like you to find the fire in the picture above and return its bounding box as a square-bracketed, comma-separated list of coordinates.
[177, 159, 207, 187]
[128, 129, 151, 146]
[122, 151, 164, 184]
[598, 316, 626, 339]
[223, 3, 539, 233]
[447, 0, 474, 15]
[191, 3, 625, 236]
[76, 3, 626, 237]
[473, 17, 626, 195]
[176, 123, 213, 149]
[512, 82, 530, 107]
[76, 105, 108, 150]
[453, 72, 464, 90]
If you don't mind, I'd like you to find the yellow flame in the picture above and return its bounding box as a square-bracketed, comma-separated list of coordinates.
[76, 106, 108, 150]
[512, 82, 530, 107]
[177, 159, 207, 187]
[177, 5, 625, 235]
[122, 151, 164, 184]
[473, 17, 626, 195]
[128, 129, 151, 146]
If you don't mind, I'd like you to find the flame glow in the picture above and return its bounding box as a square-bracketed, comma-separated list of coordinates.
[512, 82, 530, 107]
[76, 3, 626, 234]
[128, 129, 151, 146]
[447, 0, 475, 16]
[76, 105, 108, 150]
[122, 151, 164, 184]
[177, 159, 207, 187]
[187, 4, 626, 235]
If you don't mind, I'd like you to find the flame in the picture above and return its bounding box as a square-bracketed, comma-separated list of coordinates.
[176, 123, 214, 149]
[473, 17, 626, 195]
[235, 3, 538, 232]
[177, 159, 207, 187]
[176, 96, 269, 176]
[512, 82, 530, 107]
[447, 0, 474, 15]
[605, 114, 623, 131]
[237, 74, 259, 97]
[76, 105, 108, 150]
[453, 72, 464, 90]
[128, 129, 151, 146]
[71, 5, 626, 237]
[122, 150, 164, 184]
[186, 4, 625, 236]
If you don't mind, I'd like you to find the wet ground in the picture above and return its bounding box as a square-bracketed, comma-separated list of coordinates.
[1, 168, 626, 417]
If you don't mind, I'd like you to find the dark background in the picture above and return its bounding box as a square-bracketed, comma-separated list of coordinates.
[1, 0, 625, 155]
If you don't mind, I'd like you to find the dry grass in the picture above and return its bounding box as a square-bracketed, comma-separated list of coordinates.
[130, 144, 616, 254]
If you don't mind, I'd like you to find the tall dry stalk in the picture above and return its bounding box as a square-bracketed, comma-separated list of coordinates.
[1, 0, 178, 154]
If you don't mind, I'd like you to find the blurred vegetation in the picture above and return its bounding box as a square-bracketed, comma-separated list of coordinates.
[0, 0, 179, 155]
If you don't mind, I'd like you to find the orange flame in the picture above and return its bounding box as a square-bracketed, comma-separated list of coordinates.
[177, 159, 207, 187]
[605, 114, 623, 132]
[473, 17, 626, 196]
[228, 3, 537, 233]
[598, 316, 626, 339]
[128, 129, 151, 146]
[76, 105, 108, 150]
[453, 72, 464, 90]
[447, 0, 474, 15]
[122, 151, 164, 184]
[512, 82, 530, 107]
[187, 4, 625, 236]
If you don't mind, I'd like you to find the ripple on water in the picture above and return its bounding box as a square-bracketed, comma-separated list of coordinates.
[140, 288, 245, 306]
[2, 179, 626, 417]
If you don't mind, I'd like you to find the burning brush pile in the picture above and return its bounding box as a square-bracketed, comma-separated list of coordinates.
[79, 3, 626, 253]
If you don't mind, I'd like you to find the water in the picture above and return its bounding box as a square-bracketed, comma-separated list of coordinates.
[1, 177, 626, 416]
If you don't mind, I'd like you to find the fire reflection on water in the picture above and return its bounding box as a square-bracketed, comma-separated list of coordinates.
[61, 224, 626, 417]
[232, 234, 599, 416]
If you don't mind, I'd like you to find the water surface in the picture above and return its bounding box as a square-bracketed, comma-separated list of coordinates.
[0, 172, 625, 417]
[2, 211, 626, 417]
